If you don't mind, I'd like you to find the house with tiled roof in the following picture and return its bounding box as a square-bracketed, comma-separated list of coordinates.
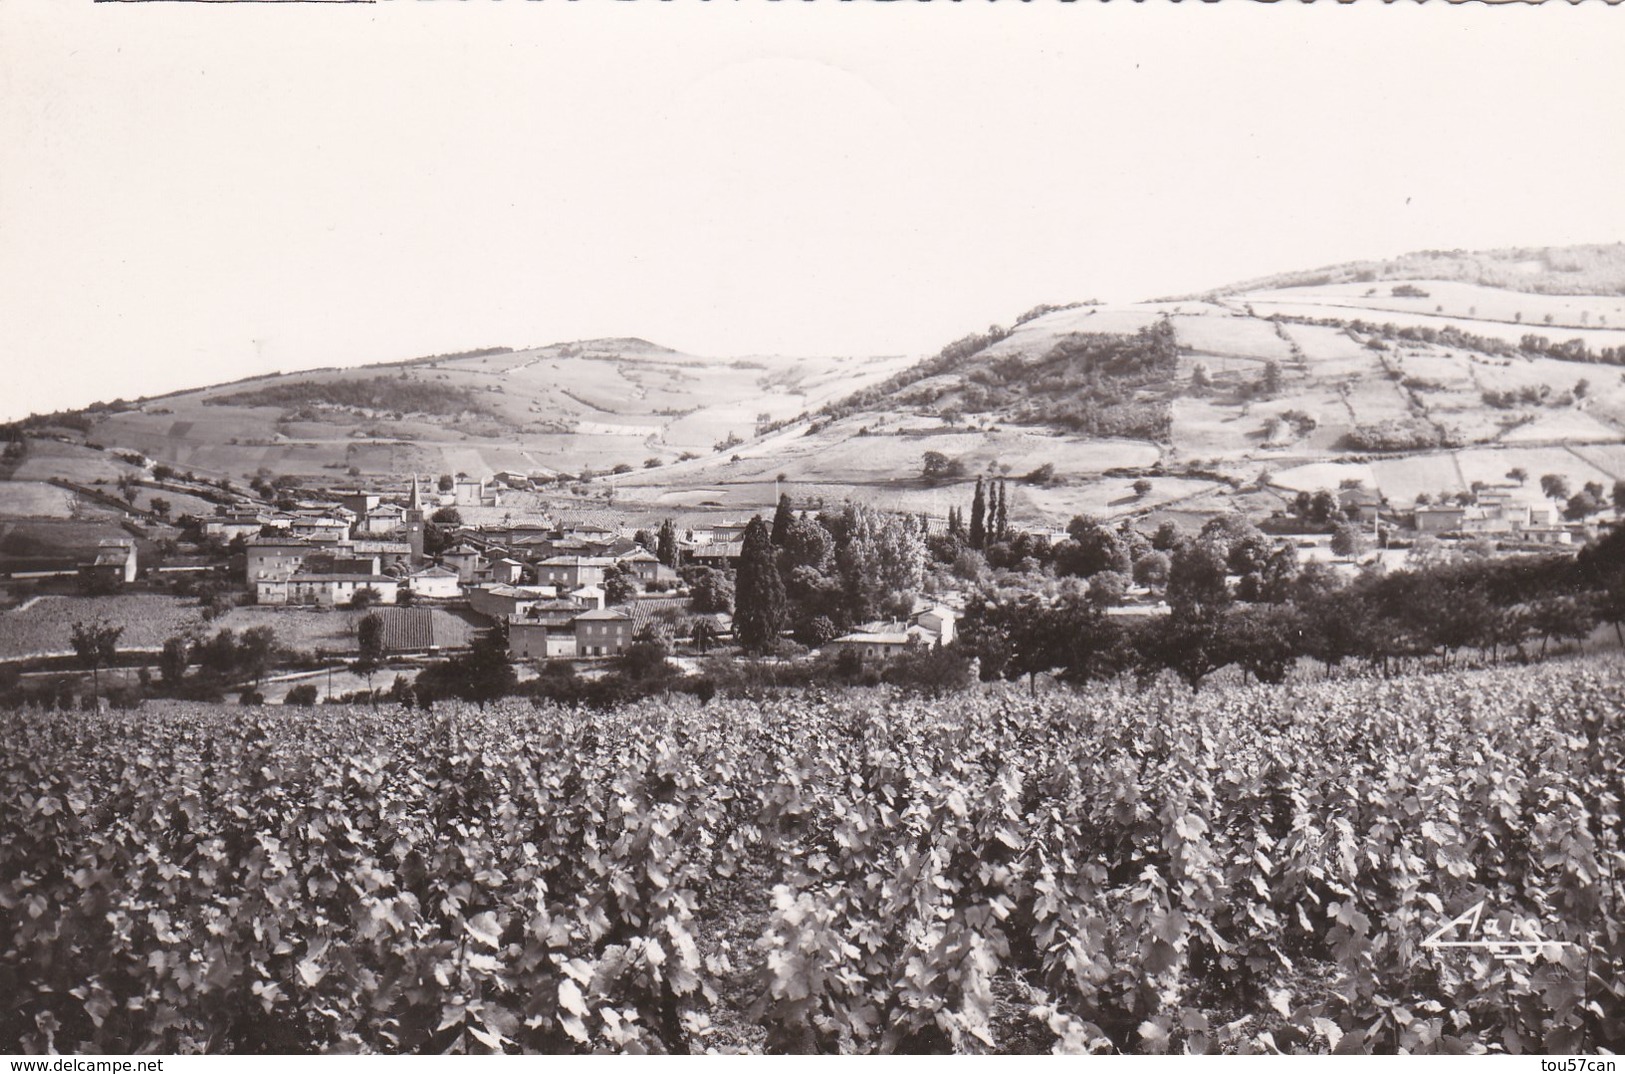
[507, 601, 587, 660]
[535, 555, 615, 588]
[575, 607, 633, 657]
[467, 583, 557, 622]
[405, 564, 462, 599]
[285, 572, 398, 607]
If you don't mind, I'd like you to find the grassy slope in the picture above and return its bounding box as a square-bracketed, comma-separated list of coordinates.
[19, 245, 1625, 531]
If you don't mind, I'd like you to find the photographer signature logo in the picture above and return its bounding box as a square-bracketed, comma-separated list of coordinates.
[1422, 900, 1577, 964]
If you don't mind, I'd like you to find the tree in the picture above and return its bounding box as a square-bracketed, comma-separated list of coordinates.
[1132, 478, 1152, 499]
[1540, 474, 1571, 501]
[771, 493, 795, 546]
[1260, 360, 1283, 397]
[283, 684, 319, 706]
[431, 506, 462, 526]
[1330, 522, 1365, 560]
[70, 619, 123, 698]
[1055, 515, 1129, 578]
[1565, 490, 1601, 521]
[783, 515, 834, 572]
[604, 562, 639, 606]
[1087, 570, 1129, 609]
[349, 586, 382, 610]
[149, 496, 171, 521]
[355, 612, 385, 696]
[1191, 362, 1212, 392]
[1025, 463, 1056, 486]
[921, 452, 964, 483]
[235, 626, 278, 688]
[734, 516, 786, 652]
[1166, 541, 1230, 616]
[1507, 467, 1528, 487]
[688, 568, 734, 614]
[969, 477, 987, 550]
[620, 637, 673, 682]
[994, 479, 1009, 541]
[414, 629, 515, 708]
[1133, 550, 1171, 589]
[437, 474, 454, 492]
[657, 519, 680, 567]
[158, 636, 189, 687]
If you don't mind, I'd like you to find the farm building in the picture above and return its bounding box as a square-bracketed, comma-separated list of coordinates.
[284, 573, 398, 607]
[82, 540, 138, 588]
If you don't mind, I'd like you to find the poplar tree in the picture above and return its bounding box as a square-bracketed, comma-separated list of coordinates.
[996, 478, 1010, 541]
[656, 518, 679, 567]
[770, 493, 794, 547]
[970, 477, 987, 550]
[735, 516, 786, 652]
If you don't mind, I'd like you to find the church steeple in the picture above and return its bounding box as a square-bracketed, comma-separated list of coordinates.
[405, 474, 427, 566]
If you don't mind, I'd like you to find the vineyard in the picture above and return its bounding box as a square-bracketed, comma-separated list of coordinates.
[2, 658, 1622, 1054]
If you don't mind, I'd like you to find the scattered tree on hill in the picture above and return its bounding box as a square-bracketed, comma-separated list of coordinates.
[149, 497, 171, 521]
[1260, 360, 1284, 397]
[1540, 474, 1571, 501]
[1506, 467, 1528, 487]
[70, 619, 123, 699]
[1133, 478, 1153, 499]
[922, 451, 965, 483]
[1025, 463, 1056, 486]
[734, 517, 786, 652]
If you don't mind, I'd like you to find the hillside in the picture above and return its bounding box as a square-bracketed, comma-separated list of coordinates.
[9, 244, 1625, 533]
[1198, 242, 1625, 299]
[613, 245, 1625, 528]
[45, 340, 916, 488]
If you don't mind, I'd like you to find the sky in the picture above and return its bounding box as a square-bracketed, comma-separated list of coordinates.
[1, 2, 1622, 421]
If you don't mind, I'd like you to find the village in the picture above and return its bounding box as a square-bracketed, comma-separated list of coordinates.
[1, 432, 1619, 710]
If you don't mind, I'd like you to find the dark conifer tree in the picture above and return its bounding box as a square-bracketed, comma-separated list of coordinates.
[656, 518, 679, 567]
[770, 493, 794, 547]
[996, 478, 1010, 540]
[970, 477, 987, 550]
[735, 516, 787, 652]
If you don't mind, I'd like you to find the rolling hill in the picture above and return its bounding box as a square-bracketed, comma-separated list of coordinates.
[11, 243, 1625, 532]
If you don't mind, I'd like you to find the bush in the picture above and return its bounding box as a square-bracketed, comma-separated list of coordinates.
[284, 684, 319, 706]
